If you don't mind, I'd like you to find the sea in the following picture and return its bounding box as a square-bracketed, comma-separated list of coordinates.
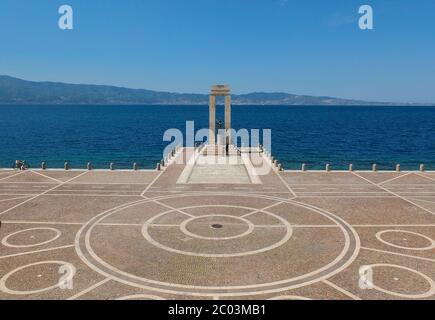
[0, 105, 434, 170]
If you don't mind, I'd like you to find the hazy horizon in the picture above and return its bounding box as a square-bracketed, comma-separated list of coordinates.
[1, 1, 435, 103]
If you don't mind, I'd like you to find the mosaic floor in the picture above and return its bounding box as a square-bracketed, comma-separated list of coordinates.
[0, 149, 434, 300]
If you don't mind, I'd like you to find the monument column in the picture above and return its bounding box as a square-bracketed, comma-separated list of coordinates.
[210, 85, 230, 146]
[225, 95, 232, 144]
[209, 95, 216, 145]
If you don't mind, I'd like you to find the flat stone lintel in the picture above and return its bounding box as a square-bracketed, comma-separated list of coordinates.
[211, 84, 230, 96]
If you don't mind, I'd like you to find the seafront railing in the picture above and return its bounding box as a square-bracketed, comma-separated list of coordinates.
[2, 146, 433, 172]
[261, 146, 430, 173]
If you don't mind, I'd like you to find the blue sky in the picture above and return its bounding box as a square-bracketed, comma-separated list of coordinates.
[1, 0, 434, 103]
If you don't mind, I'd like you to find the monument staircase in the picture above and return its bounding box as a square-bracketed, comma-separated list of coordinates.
[203, 144, 240, 156]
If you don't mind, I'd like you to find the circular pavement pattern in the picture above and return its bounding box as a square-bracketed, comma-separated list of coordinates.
[1, 228, 61, 248]
[268, 295, 311, 300]
[143, 208, 292, 258]
[0, 261, 73, 295]
[178, 214, 256, 241]
[115, 294, 165, 300]
[376, 230, 435, 251]
[75, 194, 360, 297]
[368, 264, 435, 299]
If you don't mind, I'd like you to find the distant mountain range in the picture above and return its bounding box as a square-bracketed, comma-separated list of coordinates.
[0, 75, 429, 106]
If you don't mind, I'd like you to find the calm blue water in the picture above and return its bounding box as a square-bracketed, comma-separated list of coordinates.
[0, 105, 434, 170]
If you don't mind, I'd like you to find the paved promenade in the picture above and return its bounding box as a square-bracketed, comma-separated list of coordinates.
[0, 148, 434, 300]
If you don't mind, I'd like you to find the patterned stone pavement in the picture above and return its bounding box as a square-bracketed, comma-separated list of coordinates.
[0, 148, 434, 300]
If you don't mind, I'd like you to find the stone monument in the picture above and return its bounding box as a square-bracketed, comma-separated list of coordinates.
[209, 85, 231, 146]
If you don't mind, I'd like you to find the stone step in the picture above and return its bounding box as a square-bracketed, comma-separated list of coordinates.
[204, 151, 239, 156]
[203, 145, 239, 156]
